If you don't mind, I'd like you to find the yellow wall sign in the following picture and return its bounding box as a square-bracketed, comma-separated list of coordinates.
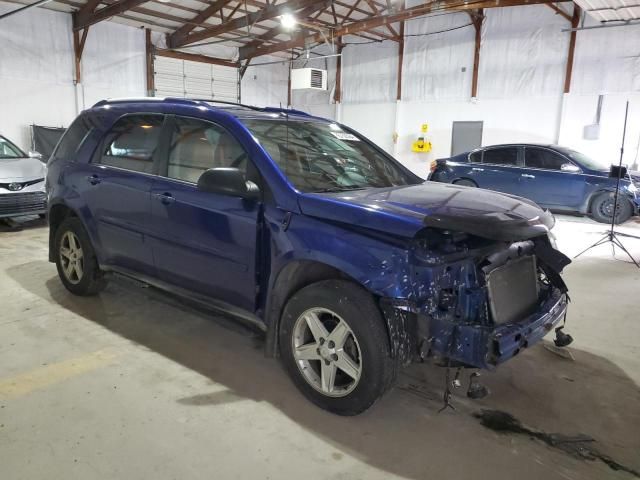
[411, 137, 432, 153]
[421, 123, 429, 133]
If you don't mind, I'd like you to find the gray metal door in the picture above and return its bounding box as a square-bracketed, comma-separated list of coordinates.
[451, 121, 483, 156]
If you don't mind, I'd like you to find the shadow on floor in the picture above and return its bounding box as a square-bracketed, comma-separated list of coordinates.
[7, 260, 640, 480]
[0, 216, 46, 232]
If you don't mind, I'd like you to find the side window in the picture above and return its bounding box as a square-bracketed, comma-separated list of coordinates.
[525, 148, 566, 170]
[483, 147, 518, 166]
[469, 151, 482, 163]
[167, 117, 247, 183]
[50, 115, 93, 163]
[99, 114, 163, 174]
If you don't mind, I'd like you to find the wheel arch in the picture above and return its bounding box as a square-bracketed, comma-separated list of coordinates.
[452, 177, 478, 187]
[264, 259, 357, 358]
[585, 188, 635, 215]
[48, 202, 79, 262]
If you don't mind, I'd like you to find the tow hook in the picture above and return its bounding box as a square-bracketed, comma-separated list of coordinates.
[553, 326, 573, 347]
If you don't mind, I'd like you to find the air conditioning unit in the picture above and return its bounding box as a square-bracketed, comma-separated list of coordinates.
[291, 68, 327, 91]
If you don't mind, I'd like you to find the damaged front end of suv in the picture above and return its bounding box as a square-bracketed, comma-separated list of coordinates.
[379, 209, 571, 374]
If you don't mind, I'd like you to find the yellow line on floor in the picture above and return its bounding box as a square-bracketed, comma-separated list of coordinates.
[0, 348, 119, 400]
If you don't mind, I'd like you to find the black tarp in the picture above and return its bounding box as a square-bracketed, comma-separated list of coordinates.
[31, 124, 66, 161]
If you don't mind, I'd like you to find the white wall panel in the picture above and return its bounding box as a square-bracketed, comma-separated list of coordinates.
[478, 5, 569, 98]
[0, 4, 75, 149]
[341, 39, 398, 103]
[341, 102, 397, 154]
[403, 12, 474, 102]
[571, 17, 640, 94]
[81, 21, 146, 108]
[241, 57, 289, 107]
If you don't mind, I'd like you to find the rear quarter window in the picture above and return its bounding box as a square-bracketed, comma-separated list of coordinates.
[49, 115, 94, 164]
[469, 151, 482, 163]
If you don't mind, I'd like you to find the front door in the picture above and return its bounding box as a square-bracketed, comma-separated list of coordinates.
[521, 146, 585, 209]
[147, 115, 260, 312]
[80, 113, 164, 275]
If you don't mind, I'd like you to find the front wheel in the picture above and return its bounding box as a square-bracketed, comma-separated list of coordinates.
[279, 280, 396, 415]
[590, 192, 632, 224]
[54, 217, 107, 295]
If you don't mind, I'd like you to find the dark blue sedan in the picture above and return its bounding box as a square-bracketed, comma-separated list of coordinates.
[429, 144, 640, 224]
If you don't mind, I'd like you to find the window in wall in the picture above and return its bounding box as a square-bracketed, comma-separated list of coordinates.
[483, 147, 518, 166]
[100, 115, 164, 173]
[166, 117, 247, 183]
[525, 147, 566, 170]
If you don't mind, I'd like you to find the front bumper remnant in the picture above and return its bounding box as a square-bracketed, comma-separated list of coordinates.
[424, 288, 568, 369]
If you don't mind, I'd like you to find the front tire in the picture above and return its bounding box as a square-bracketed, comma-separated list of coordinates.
[54, 217, 107, 296]
[590, 192, 632, 224]
[279, 280, 396, 415]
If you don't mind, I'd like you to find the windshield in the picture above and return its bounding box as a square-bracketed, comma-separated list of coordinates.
[0, 136, 26, 159]
[241, 118, 420, 193]
[557, 147, 606, 171]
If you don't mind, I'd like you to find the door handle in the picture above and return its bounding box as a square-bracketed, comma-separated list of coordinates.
[155, 192, 175, 205]
[521, 174, 536, 179]
[472, 168, 484, 172]
[86, 174, 101, 185]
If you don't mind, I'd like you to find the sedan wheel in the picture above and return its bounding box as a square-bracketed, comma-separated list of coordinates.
[292, 308, 362, 397]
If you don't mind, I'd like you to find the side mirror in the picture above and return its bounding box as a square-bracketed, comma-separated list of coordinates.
[197, 168, 260, 200]
[28, 151, 43, 160]
[561, 163, 580, 173]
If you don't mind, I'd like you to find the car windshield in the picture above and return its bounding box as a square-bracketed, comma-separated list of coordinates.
[0, 136, 26, 159]
[241, 118, 420, 193]
[556, 147, 606, 171]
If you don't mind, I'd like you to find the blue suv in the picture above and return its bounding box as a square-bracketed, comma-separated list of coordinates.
[46, 98, 571, 415]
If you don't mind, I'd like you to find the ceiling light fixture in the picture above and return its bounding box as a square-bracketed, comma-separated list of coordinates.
[280, 13, 297, 30]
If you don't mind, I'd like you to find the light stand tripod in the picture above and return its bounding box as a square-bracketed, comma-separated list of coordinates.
[574, 100, 640, 267]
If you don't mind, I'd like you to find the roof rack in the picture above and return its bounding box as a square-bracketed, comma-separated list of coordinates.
[92, 97, 310, 116]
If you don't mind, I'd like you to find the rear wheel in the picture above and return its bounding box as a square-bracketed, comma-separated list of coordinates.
[590, 192, 632, 224]
[279, 280, 396, 415]
[453, 179, 477, 187]
[54, 217, 107, 295]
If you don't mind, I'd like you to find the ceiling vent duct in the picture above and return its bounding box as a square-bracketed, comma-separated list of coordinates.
[291, 68, 327, 91]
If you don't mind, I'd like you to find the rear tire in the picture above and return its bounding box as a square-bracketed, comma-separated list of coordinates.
[590, 192, 632, 224]
[279, 280, 396, 415]
[453, 179, 477, 187]
[54, 217, 107, 296]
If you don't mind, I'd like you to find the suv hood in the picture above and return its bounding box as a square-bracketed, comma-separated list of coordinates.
[298, 182, 555, 241]
[0, 157, 46, 182]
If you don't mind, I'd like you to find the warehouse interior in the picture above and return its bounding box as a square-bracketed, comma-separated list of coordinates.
[1, 0, 639, 478]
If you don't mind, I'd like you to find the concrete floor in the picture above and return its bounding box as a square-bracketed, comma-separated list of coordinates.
[1, 214, 639, 480]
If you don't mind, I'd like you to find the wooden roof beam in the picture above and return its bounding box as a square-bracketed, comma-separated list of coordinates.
[168, 0, 235, 47]
[170, 0, 323, 48]
[240, 0, 571, 59]
[74, 0, 149, 29]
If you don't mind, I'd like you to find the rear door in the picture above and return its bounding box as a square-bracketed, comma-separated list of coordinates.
[521, 147, 585, 208]
[80, 114, 164, 275]
[147, 115, 260, 312]
[471, 146, 523, 195]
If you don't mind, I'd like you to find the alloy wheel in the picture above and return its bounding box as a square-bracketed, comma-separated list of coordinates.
[291, 308, 362, 397]
[59, 231, 84, 284]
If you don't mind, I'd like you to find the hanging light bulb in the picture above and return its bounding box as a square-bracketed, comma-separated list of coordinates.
[280, 13, 297, 30]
